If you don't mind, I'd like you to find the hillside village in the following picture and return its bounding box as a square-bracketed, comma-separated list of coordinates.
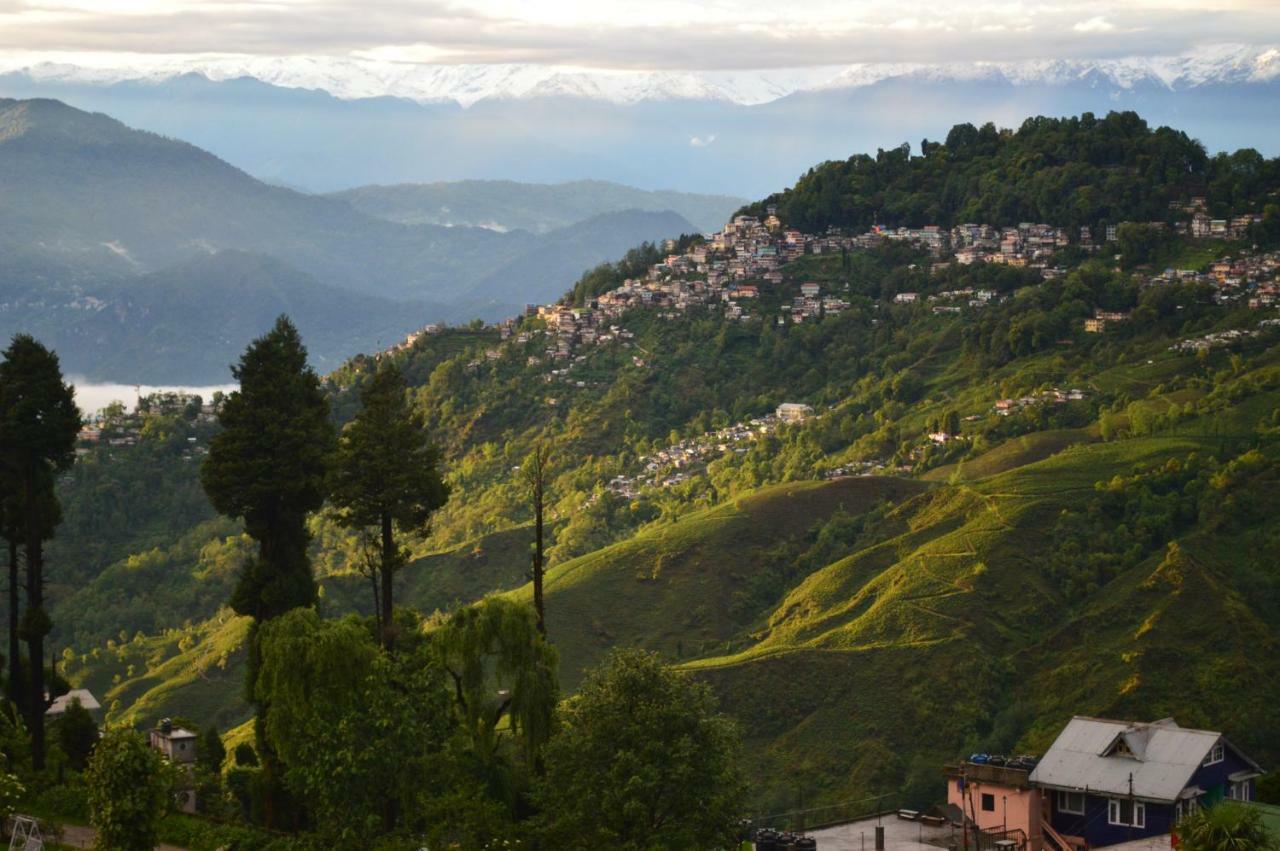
[393, 204, 1280, 368]
[378, 204, 1280, 498]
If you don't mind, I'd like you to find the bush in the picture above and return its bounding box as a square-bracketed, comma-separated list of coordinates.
[85, 728, 170, 851]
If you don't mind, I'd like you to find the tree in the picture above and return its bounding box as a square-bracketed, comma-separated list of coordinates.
[522, 443, 551, 636]
[329, 364, 449, 650]
[0, 482, 21, 714]
[200, 316, 334, 826]
[197, 726, 226, 775]
[433, 599, 558, 774]
[536, 648, 744, 849]
[53, 697, 99, 771]
[201, 316, 333, 624]
[255, 609, 450, 840]
[85, 727, 170, 851]
[1175, 802, 1277, 851]
[0, 335, 81, 769]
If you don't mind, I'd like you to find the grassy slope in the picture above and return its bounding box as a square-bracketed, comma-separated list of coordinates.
[514, 477, 928, 689]
[72, 393, 1280, 812]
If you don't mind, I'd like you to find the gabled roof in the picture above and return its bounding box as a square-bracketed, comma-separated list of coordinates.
[1029, 717, 1260, 803]
[45, 688, 100, 716]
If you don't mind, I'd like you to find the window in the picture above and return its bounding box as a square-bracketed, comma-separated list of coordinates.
[1058, 791, 1085, 815]
[1108, 799, 1146, 828]
[982, 793, 996, 812]
[1228, 782, 1252, 802]
[1203, 743, 1224, 766]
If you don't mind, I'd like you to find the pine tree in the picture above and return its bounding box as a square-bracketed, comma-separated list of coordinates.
[523, 443, 551, 636]
[201, 316, 333, 624]
[199, 316, 333, 826]
[0, 335, 80, 770]
[328, 363, 449, 650]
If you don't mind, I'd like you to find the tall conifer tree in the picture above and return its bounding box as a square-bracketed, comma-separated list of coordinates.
[0, 335, 80, 769]
[200, 316, 333, 825]
[328, 363, 449, 651]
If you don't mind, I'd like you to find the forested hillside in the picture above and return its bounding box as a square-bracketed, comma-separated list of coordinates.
[33, 111, 1280, 827]
[742, 111, 1280, 231]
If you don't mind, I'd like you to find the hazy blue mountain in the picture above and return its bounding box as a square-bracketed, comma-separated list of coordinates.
[330, 179, 742, 234]
[2, 67, 1278, 198]
[2, 250, 437, 383]
[467, 209, 697, 315]
[0, 98, 701, 380]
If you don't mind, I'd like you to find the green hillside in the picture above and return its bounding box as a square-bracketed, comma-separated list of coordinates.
[741, 111, 1280, 232]
[41, 111, 1280, 818]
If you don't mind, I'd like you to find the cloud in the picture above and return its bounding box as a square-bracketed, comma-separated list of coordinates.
[1073, 16, 1117, 33]
[0, 1, 1276, 69]
[689, 134, 716, 147]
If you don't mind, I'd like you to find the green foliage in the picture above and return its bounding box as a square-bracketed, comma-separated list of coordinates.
[85, 726, 171, 851]
[433, 598, 558, 769]
[0, 332, 81, 768]
[329, 363, 450, 536]
[1175, 803, 1278, 851]
[202, 315, 334, 622]
[197, 725, 225, 775]
[0, 769, 23, 822]
[53, 697, 99, 771]
[1051, 450, 1280, 599]
[745, 112, 1280, 232]
[255, 609, 451, 844]
[329, 362, 450, 646]
[0, 334, 82, 479]
[536, 648, 745, 850]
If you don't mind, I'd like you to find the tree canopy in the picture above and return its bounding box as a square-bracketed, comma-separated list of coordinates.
[85, 727, 170, 851]
[536, 648, 745, 849]
[201, 315, 333, 622]
[742, 112, 1280, 231]
[328, 362, 449, 648]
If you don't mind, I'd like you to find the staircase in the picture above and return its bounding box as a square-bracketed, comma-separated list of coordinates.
[1041, 818, 1088, 851]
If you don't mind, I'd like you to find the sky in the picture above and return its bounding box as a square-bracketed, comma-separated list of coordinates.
[1, 0, 1279, 71]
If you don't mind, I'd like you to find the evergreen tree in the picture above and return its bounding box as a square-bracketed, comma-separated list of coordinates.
[0, 335, 80, 770]
[522, 443, 551, 636]
[200, 315, 333, 826]
[0, 484, 21, 715]
[197, 726, 226, 775]
[201, 316, 333, 623]
[328, 364, 449, 650]
[53, 697, 99, 771]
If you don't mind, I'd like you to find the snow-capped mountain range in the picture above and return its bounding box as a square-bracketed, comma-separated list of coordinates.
[6, 44, 1279, 107]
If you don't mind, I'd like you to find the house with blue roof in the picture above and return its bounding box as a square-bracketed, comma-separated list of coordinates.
[1029, 717, 1264, 850]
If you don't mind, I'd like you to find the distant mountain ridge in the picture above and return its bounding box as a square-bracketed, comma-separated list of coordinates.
[331, 180, 744, 235]
[4, 61, 1278, 198]
[0, 98, 701, 380]
[6, 44, 1280, 107]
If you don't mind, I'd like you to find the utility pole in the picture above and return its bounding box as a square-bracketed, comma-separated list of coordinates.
[1128, 773, 1135, 844]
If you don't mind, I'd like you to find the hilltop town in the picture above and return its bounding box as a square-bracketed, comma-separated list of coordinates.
[377, 203, 1280, 497]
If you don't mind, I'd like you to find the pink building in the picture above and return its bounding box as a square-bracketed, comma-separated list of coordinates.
[946, 762, 1045, 851]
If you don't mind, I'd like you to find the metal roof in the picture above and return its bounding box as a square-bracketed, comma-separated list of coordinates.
[1029, 717, 1221, 803]
[45, 688, 100, 715]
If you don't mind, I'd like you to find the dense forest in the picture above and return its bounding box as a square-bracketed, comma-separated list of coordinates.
[740, 111, 1280, 231]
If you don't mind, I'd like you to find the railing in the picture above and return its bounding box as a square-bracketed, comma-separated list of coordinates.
[745, 794, 898, 833]
[1041, 818, 1087, 851]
